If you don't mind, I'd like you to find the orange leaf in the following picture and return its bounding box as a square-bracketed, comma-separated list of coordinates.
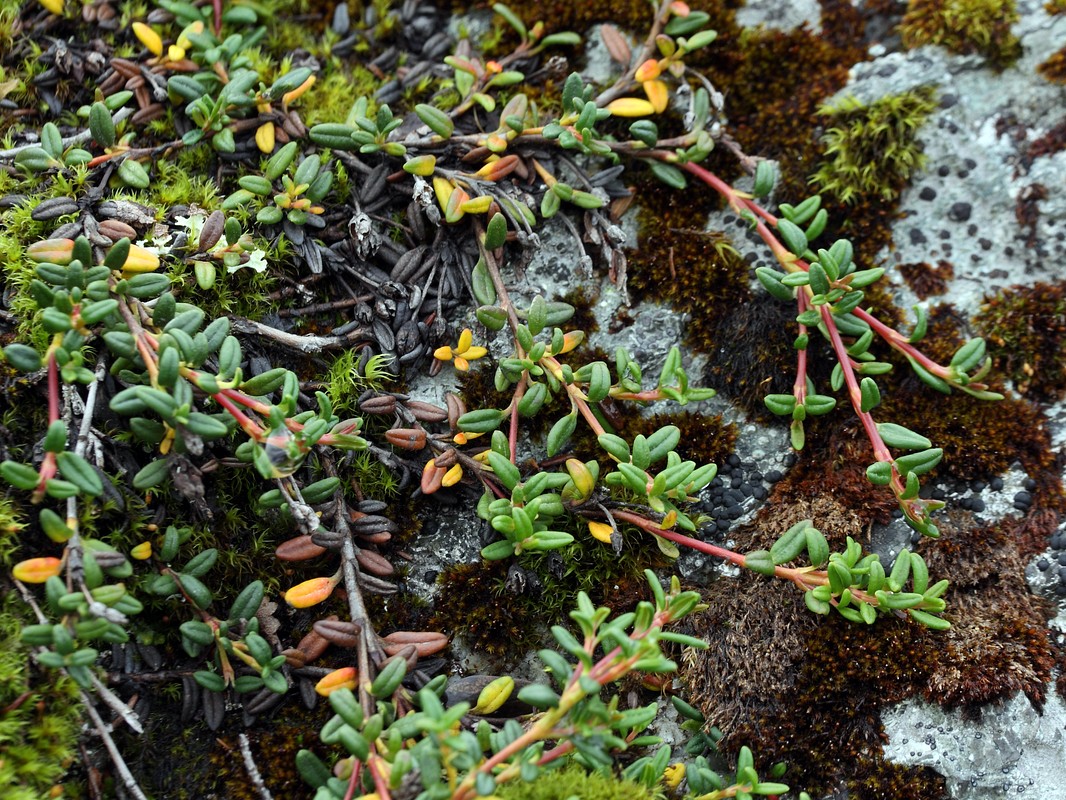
[643, 79, 669, 114]
[13, 557, 62, 583]
[315, 667, 358, 696]
[284, 576, 338, 609]
[634, 58, 662, 83]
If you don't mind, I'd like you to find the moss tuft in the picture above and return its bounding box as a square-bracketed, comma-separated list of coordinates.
[900, 0, 1022, 68]
[898, 260, 954, 299]
[973, 281, 1066, 401]
[496, 763, 657, 800]
[810, 86, 939, 204]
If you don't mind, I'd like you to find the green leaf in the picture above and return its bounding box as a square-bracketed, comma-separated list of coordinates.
[770, 521, 809, 565]
[744, 550, 775, 576]
[56, 451, 103, 496]
[4, 344, 42, 372]
[876, 423, 931, 450]
[517, 683, 560, 709]
[647, 161, 686, 189]
[859, 377, 880, 412]
[776, 218, 808, 256]
[908, 609, 950, 630]
[481, 540, 516, 560]
[415, 103, 454, 138]
[894, 448, 942, 476]
[866, 461, 893, 485]
[547, 413, 577, 457]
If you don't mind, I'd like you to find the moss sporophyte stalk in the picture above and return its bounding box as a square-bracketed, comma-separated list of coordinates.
[0, 0, 1023, 796]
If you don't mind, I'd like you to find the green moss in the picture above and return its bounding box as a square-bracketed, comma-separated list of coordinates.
[810, 87, 939, 204]
[973, 281, 1066, 401]
[496, 763, 659, 800]
[301, 67, 380, 127]
[0, 595, 83, 800]
[900, 0, 1022, 68]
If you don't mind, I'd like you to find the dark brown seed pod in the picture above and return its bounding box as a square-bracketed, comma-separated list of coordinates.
[296, 617, 335, 662]
[31, 197, 79, 221]
[124, 74, 145, 90]
[275, 534, 328, 562]
[404, 400, 448, 423]
[445, 393, 465, 430]
[349, 514, 399, 536]
[389, 245, 427, 282]
[112, 58, 139, 78]
[357, 500, 388, 514]
[310, 527, 345, 551]
[385, 427, 426, 451]
[180, 675, 200, 723]
[245, 686, 286, 717]
[130, 104, 165, 126]
[97, 219, 137, 242]
[202, 688, 225, 731]
[359, 393, 397, 415]
[298, 676, 318, 709]
[433, 448, 457, 469]
[91, 550, 127, 569]
[356, 573, 398, 595]
[360, 531, 392, 545]
[313, 619, 361, 648]
[374, 644, 418, 673]
[381, 631, 449, 658]
[282, 647, 308, 669]
[198, 209, 225, 252]
[355, 549, 395, 577]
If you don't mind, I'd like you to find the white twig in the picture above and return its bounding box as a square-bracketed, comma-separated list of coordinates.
[239, 733, 275, 800]
[82, 697, 149, 800]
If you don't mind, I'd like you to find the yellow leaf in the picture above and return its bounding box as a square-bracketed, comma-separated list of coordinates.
[565, 459, 596, 499]
[255, 122, 275, 154]
[588, 521, 614, 543]
[432, 177, 454, 211]
[131, 541, 153, 560]
[167, 44, 186, 62]
[177, 20, 204, 50]
[460, 195, 494, 214]
[132, 22, 164, 57]
[13, 557, 62, 583]
[315, 667, 358, 696]
[441, 463, 463, 487]
[433, 345, 454, 362]
[472, 676, 514, 714]
[606, 97, 656, 117]
[284, 576, 338, 609]
[38, 0, 63, 15]
[120, 244, 161, 274]
[457, 328, 473, 353]
[643, 79, 669, 114]
[660, 510, 677, 529]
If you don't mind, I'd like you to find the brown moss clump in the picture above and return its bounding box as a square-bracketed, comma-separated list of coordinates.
[898, 260, 954, 299]
[1038, 48, 1066, 82]
[639, 410, 737, 468]
[920, 517, 1056, 708]
[430, 560, 541, 666]
[974, 281, 1066, 401]
[698, 295, 805, 419]
[900, 0, 1022, 69]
